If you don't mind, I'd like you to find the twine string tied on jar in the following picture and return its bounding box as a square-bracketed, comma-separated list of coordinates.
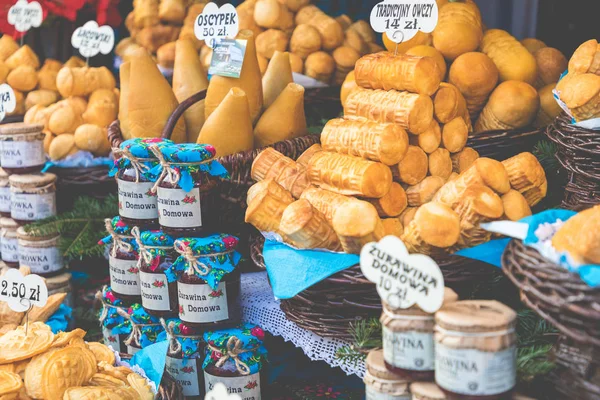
[105, 218, 133, 258]
[174, 241, 211, 277]
[113, 147, 152, 183]
[149, 145, 211, 193]
[207, 336, 258, 376]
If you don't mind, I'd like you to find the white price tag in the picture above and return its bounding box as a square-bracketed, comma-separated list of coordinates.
[194, 2, 239, 46]
[370, 0, 438, 43]
[205, 382, 242, 400]
[360, 235, 444, 313]
[0, 84, 16, 123]
[7, 0, 43, 33]
[0, 268, 48, 312]
[71, 20, 115, 58]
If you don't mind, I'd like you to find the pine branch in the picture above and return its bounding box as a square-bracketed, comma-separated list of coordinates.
[533, 140, 559, 172]
[24, 195, 118, 260]
[334, 346, 368, 367]
[516, 309, 558, 383]
[350, 318, 382, 350]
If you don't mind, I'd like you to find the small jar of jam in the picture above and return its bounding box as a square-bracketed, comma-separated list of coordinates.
[203, 324, 268, 399]
[150, 143, 229, 238]
[9, 172, 56, 224]
[46, 272, 73, 308]
[364, 350, 410, 400]
[410, 382, 446, 400]
[173, 234, 242, 330]
[133, 227, 178, 318]
[118, 303, 163, 356]
[0, 217, 19, 267]
[98, 286, 132, 354]
[100, 216, 142, 304]
[0, 123, 45, 175]
[434, 300, 517, 400]
[381, 288, 458, 381]
[0, 168, 11, 217]
[111, 138, 173, 229]
[16, 226, 63, 276]
[164, 319, 207, 400]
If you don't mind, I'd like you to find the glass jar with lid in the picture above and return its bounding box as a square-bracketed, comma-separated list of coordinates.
[164, 319, 207, 400]
[16, 226, 63, 277]
[0, 123, 45, 174]
[0, 168, 11, 217]
[98, 286, 132, 354]
[115, 303, 164, 356]
[111, 138, 173, 229]
[203, 324, 268, 399]
[0, 217, 19, 267]
[364, 349, 411, 400]
[99, 216, 141, 304]
[173, 234, 242, 330]
[381, 287, 458, 381]
[410, 382, 446, 400]
[9, 172, 56, 224]
[133, 227, 179, 318]
[434, 300, 517, 400]
[151, 143, 229, 238]
[46, 272, 72, 308]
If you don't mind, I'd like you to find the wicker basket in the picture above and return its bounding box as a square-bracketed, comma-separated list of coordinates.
[0, 115, 24, 125]
[48, 165, 116, 211]
[158, 372, 184, 400]
[252, 236, 499, 341]
[545, 114, 600, 210]
[550, 335, 600, 400]
[502, 239, 600, 347]
[466, 126, 542, 160]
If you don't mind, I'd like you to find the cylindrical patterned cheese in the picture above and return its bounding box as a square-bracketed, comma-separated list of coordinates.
[320, 118, 408, 166]
[354, 52, 441, 96]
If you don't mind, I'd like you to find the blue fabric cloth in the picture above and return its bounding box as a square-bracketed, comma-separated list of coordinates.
[43, 152, 113, 172]
[130, 340, 169, 388]
[262, 239, 360, 299]
[457, 209, 600, 287]
[46, 304, 72, 333]
[109, 138, 173, 178]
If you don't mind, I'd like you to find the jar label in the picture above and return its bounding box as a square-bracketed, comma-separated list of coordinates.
[435, 343, 516, 396]
[139, 271, 170, 311]
[1, 140, 45, 168]
[117, 179, 159, 220]
[166, 356, 200, 397]
[1, 236, 18, 263]
[19, 245, 63, 275]
[383, 326, 434, 371]
[0, 186, 11, 213]
[366, 386, 411, 400]
[204, 371, 261, 400]
[178, 281, 228, 323]
[157, 187, 202, 228]
[102, 327, 122, 353]
[109, 256, 141, 296]
[11, 192, 56, 221]
[127, 345, 140, 356]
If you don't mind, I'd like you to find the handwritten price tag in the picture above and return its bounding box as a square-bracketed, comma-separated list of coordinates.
[7, 0, 43, 33]
[360, 235, 444, 313]
[71, 21, 115, 58]
[0, 268, 48, 312]
[194, 2, 239, 46]
[370, 0, 438, 43]
[0, 84, 16, 123]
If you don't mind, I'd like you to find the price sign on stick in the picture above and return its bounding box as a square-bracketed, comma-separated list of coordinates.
[71, 21, 115, 62]
[0, 84, 16, 123]
[360, 236, 444, 313]
[8, 0, 43, 33]
[370, 0, 438, 44]
[194, 2, 239, 47]
[0, 268, 48, 312]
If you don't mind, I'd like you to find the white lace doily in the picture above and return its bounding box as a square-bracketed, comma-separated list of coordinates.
[241, 272, 366, 378]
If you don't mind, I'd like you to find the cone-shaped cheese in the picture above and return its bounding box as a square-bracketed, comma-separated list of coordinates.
[205, 30, 264, 123]
[198, 88, 253, 157]
[128, 48, 186, 142]
[173, 39, 209, 143]
[262, 51, 293, 108]
[254, 83, 307, 147]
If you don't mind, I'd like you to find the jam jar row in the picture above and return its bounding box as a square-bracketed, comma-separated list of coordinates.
[113, 138, 228, 237]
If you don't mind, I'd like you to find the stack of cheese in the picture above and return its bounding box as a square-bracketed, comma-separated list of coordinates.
[233, 0, 383, 83]
[245, 52, 547, 256]
[23, 63, 117, 160]
[0, 36, 87, 119]
[340, 0, 568, 131]
[554, 39, 600, 122]
[116, 0, 209, 70]
[0, 323, 155, 399]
